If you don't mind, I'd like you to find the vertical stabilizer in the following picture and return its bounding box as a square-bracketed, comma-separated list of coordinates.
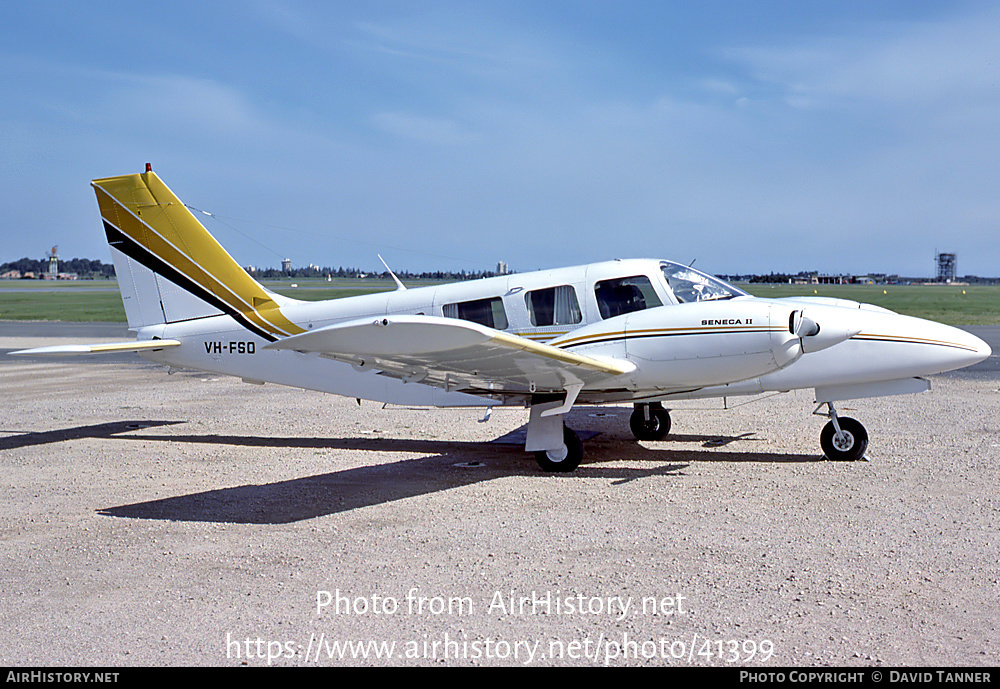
[93, 168, 303, 341]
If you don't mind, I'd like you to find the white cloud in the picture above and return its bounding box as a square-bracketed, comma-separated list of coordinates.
[726, 6, 1000, 110]
[370, 112, 478, 145]
[106, 74, 266, 138]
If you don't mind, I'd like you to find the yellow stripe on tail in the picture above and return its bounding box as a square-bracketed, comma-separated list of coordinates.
[93, 168, 304, 340]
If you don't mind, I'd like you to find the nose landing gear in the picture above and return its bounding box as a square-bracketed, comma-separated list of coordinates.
[815, 402, 868, 461]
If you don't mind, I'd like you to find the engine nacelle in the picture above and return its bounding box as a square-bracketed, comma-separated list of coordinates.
[790, 308, 863, 354]
[555, 300, 815, 391]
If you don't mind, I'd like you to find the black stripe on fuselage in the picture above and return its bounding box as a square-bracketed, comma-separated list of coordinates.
[104, 221, 277, 342]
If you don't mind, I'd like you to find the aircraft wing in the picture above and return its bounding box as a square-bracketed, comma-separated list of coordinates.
[263, 315, 633, 396]
[10, 340, 181, 356]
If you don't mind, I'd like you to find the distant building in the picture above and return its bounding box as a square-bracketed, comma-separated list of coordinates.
[281, 258, 292, 274]
[817, 274, 849, 284]
[496, 261, 509, 275]
[936, 253, 957, 283]
[41, 245, 60, 279]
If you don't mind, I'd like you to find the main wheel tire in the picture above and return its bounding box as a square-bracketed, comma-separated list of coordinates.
[534, 426, 584, 472]
[629, 404, 671, 441]
[820, 417, 868, 461]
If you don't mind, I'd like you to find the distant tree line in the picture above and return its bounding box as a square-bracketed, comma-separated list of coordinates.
[747, 272, 803, 284]
[0, 257, 116, 278]
[1, 257, 504, 282]
[5, 258, 997, 284]
[249, 265, 505, 280]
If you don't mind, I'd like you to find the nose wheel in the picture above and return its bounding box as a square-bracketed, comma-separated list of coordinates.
[816, 403, 868, 461]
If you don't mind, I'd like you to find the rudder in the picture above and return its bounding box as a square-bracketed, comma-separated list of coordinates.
[94, 167, 303, 341]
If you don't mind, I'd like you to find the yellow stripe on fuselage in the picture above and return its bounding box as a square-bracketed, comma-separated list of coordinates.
[852, 333, 982, 353]
[555, 324, 784, 349]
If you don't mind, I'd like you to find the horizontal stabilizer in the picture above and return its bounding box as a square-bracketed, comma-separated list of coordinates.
[10, 340, 181, 357]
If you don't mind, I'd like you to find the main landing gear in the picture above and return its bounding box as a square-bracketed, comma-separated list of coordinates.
[815, 402, 868, 462]
[528, 401, 670, 472]
[629, 402, 671, 441]
[527, 399, 868, 471]
[534, 426, 584, 472]
[531, 402, 670, 472]
[526, 393, 585, 472]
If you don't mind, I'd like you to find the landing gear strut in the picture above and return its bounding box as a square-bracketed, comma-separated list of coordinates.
[816, 402, 868, 461]
[630, 402, 671, 441]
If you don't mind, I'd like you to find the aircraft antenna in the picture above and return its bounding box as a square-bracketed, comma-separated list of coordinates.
[185, 204, 287, 261]
[378, 254, 407, 291]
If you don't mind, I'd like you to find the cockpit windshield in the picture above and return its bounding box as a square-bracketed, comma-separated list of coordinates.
[660, 261, 748, 303]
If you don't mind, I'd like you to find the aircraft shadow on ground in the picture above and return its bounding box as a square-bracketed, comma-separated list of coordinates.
[87, 423, 821, 525]
[0, 418, 820, 525]
[0, 420, 183, 451]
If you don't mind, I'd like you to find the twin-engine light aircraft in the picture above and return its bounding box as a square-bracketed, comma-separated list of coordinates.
[13, 168, 991, 471]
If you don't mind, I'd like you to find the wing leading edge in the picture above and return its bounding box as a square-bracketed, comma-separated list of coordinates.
[263, 314, 633, 397]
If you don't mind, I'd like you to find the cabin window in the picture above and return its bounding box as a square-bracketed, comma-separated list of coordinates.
[442, 297, 509, 330]
[594, 275, 662, 319]
[525, 285, 582, 327]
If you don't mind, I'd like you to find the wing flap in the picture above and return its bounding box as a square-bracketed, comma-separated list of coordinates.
[263, 315, 632, 394]
[10, 340, 181, 356]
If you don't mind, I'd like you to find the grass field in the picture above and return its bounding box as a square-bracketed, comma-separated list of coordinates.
[2, 278, 998, 325]
[742, 283, 1000, 325]
[0, 286, 126, 321]
[0, 278, 409, 323]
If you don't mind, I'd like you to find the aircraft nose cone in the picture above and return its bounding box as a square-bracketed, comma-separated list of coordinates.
[845, 313, 992, 380]
[957, 327, 992, 365]
[922, 322, 992, 373]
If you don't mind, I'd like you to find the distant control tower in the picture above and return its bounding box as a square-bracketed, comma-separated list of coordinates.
[46, 246, 59, 278]
[936, 252, 957, 283]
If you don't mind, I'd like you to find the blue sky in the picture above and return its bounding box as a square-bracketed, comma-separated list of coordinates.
[2, 1, 998, 277]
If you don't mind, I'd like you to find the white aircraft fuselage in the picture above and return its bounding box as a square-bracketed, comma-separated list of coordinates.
[12, 169, 992, 471]
[137, 258, 987, 408]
